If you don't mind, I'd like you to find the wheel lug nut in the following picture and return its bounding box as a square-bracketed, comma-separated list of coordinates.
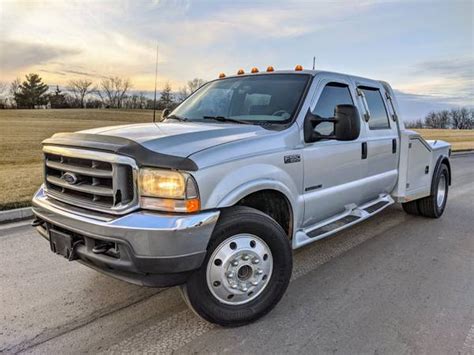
[226, 272, 235, 278]
[241, 286, 248, 292]
[231, 260, 239, 266]
[251, 281, 258, 286]
[252, 258, 260, 264]
[256, 269, 263, 275]
[231, 284, 238, 289]
[242, 254, 249, 261]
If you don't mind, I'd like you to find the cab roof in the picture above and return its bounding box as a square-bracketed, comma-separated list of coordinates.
[219, 69, 384, 87]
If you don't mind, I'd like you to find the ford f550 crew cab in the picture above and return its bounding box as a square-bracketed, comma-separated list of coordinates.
[32, 66, 451, 326]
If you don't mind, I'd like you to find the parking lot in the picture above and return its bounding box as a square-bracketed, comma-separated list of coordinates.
[1, 153, 473, 354]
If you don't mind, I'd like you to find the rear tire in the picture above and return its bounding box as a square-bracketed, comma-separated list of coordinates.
[417, 164, 449, 218]
[402, 200, 420, 215]
[181, 206, 292, 327]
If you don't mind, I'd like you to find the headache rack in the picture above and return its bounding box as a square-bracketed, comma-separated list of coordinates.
[43, 145, 139, 215]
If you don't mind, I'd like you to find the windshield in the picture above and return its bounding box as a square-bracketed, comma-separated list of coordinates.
[170, 74, 310, 124]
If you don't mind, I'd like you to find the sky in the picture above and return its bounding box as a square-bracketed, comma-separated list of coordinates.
[0, 0, 473, 120]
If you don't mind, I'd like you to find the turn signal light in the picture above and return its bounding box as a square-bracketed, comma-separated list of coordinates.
[295, 64, 303, 71]
[251, 67, 259, 73]
[185, 198, 201, 213]
[266, 66, 275, 72]
[218, 72, 226, 78]
[237, 69, 245, 75]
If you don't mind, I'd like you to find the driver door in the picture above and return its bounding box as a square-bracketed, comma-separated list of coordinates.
[302, 77, 366, 227]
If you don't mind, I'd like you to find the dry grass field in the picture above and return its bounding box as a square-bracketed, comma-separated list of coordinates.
[0, 109, 153, 210]
[412, 129, 474, 152]
[0, 109, 472, 210]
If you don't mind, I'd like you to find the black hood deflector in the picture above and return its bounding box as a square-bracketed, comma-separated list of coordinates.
[42, 133, 199, 171]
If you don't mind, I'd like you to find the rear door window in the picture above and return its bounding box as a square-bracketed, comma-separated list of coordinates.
[359, 87, 390, 129]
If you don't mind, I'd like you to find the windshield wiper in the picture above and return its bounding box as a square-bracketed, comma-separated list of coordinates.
[166, 114, 188, 122]
[202, 116, 248, 124]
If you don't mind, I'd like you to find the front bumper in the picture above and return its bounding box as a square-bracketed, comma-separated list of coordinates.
[32, 186, 220, 287]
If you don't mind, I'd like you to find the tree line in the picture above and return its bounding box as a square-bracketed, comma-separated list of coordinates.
[0, 73, 206, 110]
[405, 108, 474, 130]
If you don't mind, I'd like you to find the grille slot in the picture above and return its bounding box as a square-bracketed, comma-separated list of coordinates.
[44, 151, 135, 212]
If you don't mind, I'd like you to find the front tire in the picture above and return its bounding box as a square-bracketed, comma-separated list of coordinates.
[181, 206, 292, 327]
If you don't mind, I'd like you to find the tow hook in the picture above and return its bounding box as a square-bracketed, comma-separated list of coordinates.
[92, 242, 115, 254]
[31, 218, 44, 227]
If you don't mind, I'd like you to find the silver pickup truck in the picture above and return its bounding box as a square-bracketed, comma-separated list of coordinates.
[32, 67, 451, 326]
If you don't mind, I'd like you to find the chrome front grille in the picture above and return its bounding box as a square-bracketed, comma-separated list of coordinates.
[43, 146, 138, 214]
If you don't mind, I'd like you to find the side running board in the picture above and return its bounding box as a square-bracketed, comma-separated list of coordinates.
[293, 194, 394, 249]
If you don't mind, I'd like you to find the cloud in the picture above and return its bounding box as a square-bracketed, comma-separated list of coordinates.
[39, 68, 110, 80]
[39, 69, 67, 76]
[394, 89, 473, 121]
[416, 57, 474, 79]
[0, 40, 80, 71]
[398, 57, 474, 104]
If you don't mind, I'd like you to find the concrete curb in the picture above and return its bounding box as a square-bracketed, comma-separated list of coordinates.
[452, 149, 474, 156]
[0, 207, 33, 224]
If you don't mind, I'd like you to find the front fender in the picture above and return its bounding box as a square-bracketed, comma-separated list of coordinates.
[217, 178, 296, 208]
[196, 162, 303, 230]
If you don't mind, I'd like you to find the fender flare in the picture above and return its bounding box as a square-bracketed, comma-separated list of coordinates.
[431, 155, 451, 196]
[216, 179, 297, 211]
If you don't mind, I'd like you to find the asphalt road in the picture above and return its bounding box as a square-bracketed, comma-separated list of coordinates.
[1, 153, 473, 354]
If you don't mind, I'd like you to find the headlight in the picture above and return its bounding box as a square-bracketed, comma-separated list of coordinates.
[138, 168, 200, 213]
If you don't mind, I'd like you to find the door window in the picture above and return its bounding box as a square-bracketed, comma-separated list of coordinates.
[359, 87, 390, 129]
[313, 83, 354, 135]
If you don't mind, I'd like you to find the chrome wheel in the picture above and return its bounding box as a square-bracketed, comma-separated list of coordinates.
[206, 234, 273, 305]
[437, 174, 447, 208]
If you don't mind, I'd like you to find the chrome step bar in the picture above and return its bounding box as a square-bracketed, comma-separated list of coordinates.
[293, 194, 394, 249]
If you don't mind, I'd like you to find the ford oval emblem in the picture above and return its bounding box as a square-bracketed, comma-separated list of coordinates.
[62, 172, 78, 185]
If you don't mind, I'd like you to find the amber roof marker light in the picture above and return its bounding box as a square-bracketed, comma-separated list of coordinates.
[237, 69, 245, 75]
[218, 72, 226, 78]
[295, 64, 303, 71]
[251, 67, 259, 73]
[266, 66, 275, 72]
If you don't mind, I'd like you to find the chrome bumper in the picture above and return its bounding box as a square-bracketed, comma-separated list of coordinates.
[32, 186, 220, 286]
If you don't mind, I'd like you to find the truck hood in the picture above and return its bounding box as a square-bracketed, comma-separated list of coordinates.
[79, 121, 270, 158]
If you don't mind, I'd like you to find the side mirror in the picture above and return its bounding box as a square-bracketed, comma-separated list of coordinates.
[304, 104, 360, 142]
[161, 108, 170, 120]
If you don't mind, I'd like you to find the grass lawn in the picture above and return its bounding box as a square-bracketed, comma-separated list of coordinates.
[0, 109, 473, 210]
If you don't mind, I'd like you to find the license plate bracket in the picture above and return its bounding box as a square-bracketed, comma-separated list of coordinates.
[49, 229, 76, 260]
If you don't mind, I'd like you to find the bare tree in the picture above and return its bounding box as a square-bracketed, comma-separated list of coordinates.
[405, 119, 424, 129]
[10, 78, 21, 97]
[451, 107, 473, 129]
[424, 110, 450, 128]
[437, 110, 450, 128]
[177, 78, 206, 103]
[450, 108, 461, 129]
[0, 82, 8, 108]
[97, 77, 132, 108]
[0, 82, 7, 96]
[68, 79, 95, 108]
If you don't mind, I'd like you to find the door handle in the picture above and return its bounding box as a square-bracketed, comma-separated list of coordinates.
[392, 138, 397, 154]
[361, 142, 367, 159]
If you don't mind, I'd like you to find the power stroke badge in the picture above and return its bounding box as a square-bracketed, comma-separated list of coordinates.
[284, 154, 301, 164]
